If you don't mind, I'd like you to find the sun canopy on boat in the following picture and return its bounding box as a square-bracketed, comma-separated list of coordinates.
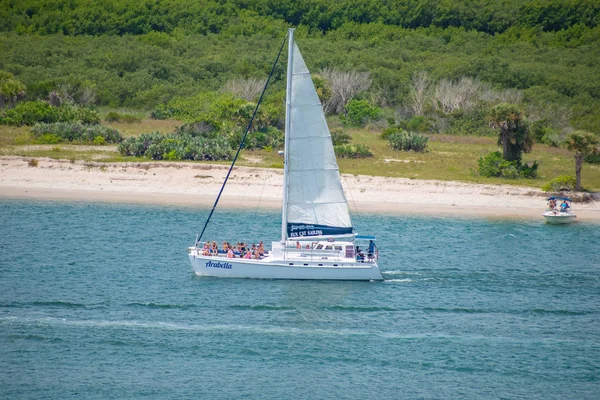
[547, 196, 572, 201]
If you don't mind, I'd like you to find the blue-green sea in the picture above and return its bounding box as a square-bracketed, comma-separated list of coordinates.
[1, 199, 599, 399]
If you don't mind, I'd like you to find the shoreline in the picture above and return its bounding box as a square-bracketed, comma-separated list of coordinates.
[1, 156, 599, 222]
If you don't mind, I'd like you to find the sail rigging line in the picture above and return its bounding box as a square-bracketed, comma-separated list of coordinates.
[196, 32, 289, 244]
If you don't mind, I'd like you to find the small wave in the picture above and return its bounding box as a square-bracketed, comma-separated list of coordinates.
[6, 333, 63, 343]
[126, 302, 195, 310]
[326, 305, 398, 312]
[229, 305, 296, 311]
[529, 308, 591, 316]
[384, 278, 414, 283]
[423, 307, 485, 314]
[384, 270, 422, 276]
[0, 301, 99, 309]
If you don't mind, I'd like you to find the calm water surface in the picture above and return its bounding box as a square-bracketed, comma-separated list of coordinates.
[1, 199, 599, 399]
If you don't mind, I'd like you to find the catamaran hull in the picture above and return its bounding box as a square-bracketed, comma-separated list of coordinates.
[543, 212, 577, 224]
[189, 255, 383, 281]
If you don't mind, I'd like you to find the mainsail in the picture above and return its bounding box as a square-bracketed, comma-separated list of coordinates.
[283, 33, 353, 240]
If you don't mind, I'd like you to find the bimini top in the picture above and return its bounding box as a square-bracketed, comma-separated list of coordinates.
[547, 196, 572, 201]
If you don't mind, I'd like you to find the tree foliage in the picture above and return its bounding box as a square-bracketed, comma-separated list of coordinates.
[489, 103, 533, 162]
[565, 131, 600, 190]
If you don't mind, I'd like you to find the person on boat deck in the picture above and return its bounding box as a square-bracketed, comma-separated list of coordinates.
[356, 246, 365, 262]
[202, 242, 210, 256]
[258, 242, 265, 256]
[367, 240, 376, 262]
[227, 248, 234, 258]
[305, 244, 310, 249]
[560, 200, 570, 212]
[244, 249, 252, 259]
[548, 199, 556, 210]
[211, 241, 218, 256]
[296, 241, 301, 249]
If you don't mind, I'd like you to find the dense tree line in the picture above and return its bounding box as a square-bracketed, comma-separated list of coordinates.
[1, 0, 598, 36]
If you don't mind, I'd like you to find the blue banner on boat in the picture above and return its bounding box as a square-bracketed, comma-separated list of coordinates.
[287, 223, 353, 238]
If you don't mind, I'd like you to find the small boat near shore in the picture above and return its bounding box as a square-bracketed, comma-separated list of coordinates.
[543, 196, 577, 224]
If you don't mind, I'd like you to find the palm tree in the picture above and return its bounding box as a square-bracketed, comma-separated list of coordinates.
[489, 103, 532, 162]
[565, 131, 600, 191]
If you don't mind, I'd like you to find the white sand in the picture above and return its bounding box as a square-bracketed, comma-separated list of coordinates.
[1, 156, 599, 221]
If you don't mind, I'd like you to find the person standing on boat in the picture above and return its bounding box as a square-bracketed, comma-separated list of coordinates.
[560, 200, 570, 213]
[368, 240, 376, 262]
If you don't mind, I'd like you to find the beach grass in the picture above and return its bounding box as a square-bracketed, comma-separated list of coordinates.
[1, 120, 599, 191]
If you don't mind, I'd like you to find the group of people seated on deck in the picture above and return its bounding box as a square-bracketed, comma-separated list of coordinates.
[201, 240, 266, 259]
[547, 199, 570, 214]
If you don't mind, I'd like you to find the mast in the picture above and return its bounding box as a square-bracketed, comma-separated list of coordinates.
[281, 28, 294, 243]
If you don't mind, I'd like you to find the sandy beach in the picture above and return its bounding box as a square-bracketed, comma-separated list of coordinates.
[1, 156, 599, 221]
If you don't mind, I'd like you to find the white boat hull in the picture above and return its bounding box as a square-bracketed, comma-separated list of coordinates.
[543, 211, 577, 224]
[188, 253, 383, 281]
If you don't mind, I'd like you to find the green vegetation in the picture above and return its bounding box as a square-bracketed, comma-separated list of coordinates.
[0, 0, 599, 190]
[565, 131, 600, 190]
[542, 175, 577, 192]
[31, 122, 122, 144]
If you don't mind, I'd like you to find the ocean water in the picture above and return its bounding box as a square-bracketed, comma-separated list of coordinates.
[0, 199, 599, 399]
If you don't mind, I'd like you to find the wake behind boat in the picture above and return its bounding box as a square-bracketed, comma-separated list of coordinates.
[543, 196, 577, 224]
[188, 29, 383, 280]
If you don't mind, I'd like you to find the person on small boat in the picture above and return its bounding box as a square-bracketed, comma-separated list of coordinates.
[227, 248, 234, 258]
[560, 200, 570, 213]
[296, 241, 301, 249]
[548, 199, 556, 211]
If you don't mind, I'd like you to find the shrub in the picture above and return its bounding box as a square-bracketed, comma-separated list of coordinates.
[2, 101, 57, 125]
[387, 131, 429, 152]
[341, 99, 379, 127]
[478, 151, 539, 179]
[400, 116, 435, 133]
[585, 153, 600, 164]
[331, 130, 351, 146]
[31, 122, 122, 143]
[93, 135, 106, 145]
[105, 112, 120, 122]
[28, 158, 38, 167]
[334, 144, 373, 158]
[118, 132, 233, 161]
[36, 133, 60, 144]
[542, 175, 577, 192]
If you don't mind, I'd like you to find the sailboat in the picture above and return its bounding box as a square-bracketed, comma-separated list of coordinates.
[187, 29, 383, 280]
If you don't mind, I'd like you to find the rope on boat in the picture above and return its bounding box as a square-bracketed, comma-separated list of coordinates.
[196, 32, 289, 244]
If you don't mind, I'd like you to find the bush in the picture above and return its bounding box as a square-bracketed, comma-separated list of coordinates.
[105, 112, 120, 122]
[478, 151, 539, 179]
[31, 122, 122, 143]
[334, 144, 373, 158]
[1, 101, 57, 125]
[1, 101, 100, 126]
[542, 175, 577, 192]
[387, 131, 429, 152]
[229, 126, 283, 150]
[118, 131, 233, 161]
[331, 130, 351, 146]
[399, 116, 435, 133]
[93, 135, 106, 145]
[585, 153, 600, 164]
[36, 133, 60, 144]
[341, 99, 379, 127]
[28, 158, 38, 167]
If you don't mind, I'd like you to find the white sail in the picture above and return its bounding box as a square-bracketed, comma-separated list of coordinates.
[284, 40, 353, 239]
